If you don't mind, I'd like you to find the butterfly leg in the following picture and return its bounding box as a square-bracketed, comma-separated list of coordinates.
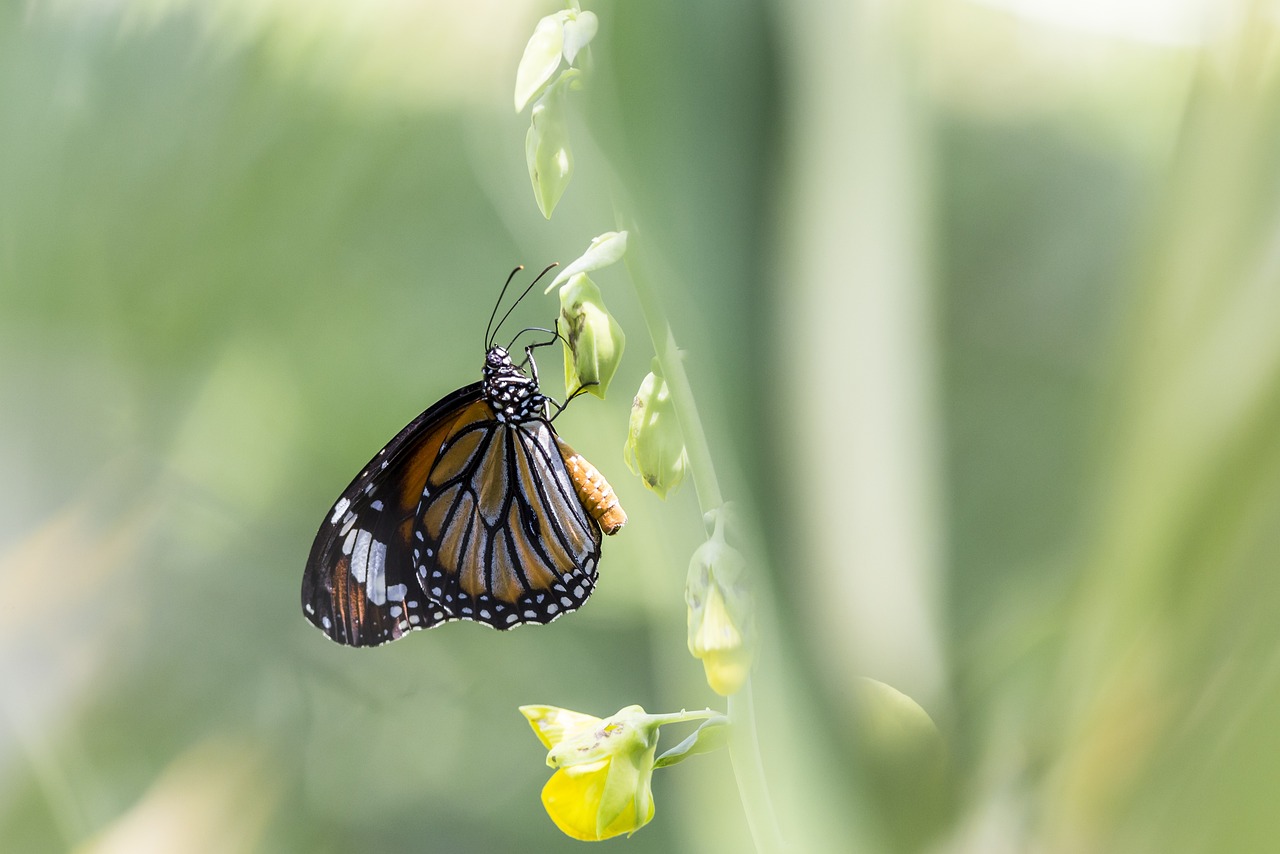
[547, 382, 598, 422]
[515, 330, 564, 386]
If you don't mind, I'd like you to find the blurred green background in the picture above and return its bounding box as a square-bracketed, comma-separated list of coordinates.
[3, 0, 1280, 851]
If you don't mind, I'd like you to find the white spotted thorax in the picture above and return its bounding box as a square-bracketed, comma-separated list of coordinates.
[482, 346, 546, 423]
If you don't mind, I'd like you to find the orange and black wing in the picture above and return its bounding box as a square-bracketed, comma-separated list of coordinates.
[301, 383, 483, 646]
[413, 410, 604, 630]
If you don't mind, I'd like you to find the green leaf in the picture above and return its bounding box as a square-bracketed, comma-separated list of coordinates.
[653, 716, 729, 768]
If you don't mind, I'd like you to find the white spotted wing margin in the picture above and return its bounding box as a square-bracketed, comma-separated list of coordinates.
[301, 383, 484, 647]
[413, 410, 603, 632]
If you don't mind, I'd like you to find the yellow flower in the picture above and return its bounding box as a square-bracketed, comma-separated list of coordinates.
[520, 705, 659, 841]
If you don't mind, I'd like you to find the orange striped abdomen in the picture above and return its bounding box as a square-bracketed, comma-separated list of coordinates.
[557, 437, 626, 535]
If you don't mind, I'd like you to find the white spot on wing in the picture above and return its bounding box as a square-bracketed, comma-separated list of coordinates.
[350, 530, 373, 582]
[330, 497, 351, 524]
[365, 539, 388, 605]
[386, 583, 408, 601]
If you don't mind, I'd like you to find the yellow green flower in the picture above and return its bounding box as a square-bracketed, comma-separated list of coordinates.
[686, 510, 755, 696]
[520, 704, 658, 841]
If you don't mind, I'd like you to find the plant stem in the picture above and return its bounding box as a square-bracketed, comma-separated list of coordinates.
[729, 683, 785, 854]
[647, 708, 722, 726]
[621, 229, 783, 853]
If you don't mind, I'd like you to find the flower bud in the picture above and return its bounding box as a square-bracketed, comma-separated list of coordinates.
[547, 231, 628, 293]
[514, 9, 599, 111]
[561, 10, 598, 65]
[514, 10, 570, 112]
[525, 69, 579, 219]
[686, 525, 755, 696]
[558, 273, 624, 399]
[623, 367, 688, 498]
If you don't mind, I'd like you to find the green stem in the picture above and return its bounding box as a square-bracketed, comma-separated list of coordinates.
[647, 708, 721, 726]
[729, 683, 785, 854]
[620, 228, 783, 854]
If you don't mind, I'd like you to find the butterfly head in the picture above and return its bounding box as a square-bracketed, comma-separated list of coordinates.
[483, 346, 544, 423]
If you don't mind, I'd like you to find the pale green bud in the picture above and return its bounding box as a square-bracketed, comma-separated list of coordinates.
[525, 68, 579, 219]
[685, 530, 755, 696]
[514, 10, 598, 111]
[558, 273, 624, 399]
[547, 230, 628, 293]
[561, 10, 598, 65]
[514, 11, 570, 112]
[623, 367, 688, 498]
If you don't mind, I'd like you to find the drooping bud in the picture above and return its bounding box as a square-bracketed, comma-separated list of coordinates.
[514, 10, 570, 112]
[558, 273, 624, 399]
[623, 366, 688, 498]
[547, 231, 628, 293]
[514, 10, 597, 112]
[560, 10, 598, 65]
[685, 509, 755, 696]
[525, 68, 579, 219]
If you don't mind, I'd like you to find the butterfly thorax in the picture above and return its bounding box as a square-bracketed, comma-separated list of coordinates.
[482, 346, 545, 423]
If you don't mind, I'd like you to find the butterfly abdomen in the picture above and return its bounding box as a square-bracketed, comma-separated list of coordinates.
[558, 438, 627, 535]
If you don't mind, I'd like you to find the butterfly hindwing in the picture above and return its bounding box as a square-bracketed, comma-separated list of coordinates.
[301, 384, 483, 646]
[413, 409, 602, 630]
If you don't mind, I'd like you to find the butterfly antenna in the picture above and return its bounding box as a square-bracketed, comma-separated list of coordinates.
[488, 263, 558, 350]
[485, 266, 525, 350]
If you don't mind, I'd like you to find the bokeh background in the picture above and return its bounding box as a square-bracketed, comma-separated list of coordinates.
[3, 0, 1280, 851]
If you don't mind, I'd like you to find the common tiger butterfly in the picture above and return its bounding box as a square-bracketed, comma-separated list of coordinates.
[301, 266, 626, 646]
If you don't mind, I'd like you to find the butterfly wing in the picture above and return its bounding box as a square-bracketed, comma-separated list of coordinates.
[301, 383, 483, 646]
[413, 410, 603, 630]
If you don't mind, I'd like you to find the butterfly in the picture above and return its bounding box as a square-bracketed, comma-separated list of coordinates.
[301, 266, 626, 646]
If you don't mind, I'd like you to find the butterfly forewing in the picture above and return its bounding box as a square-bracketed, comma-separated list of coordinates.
[301, 384, 483, 646]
